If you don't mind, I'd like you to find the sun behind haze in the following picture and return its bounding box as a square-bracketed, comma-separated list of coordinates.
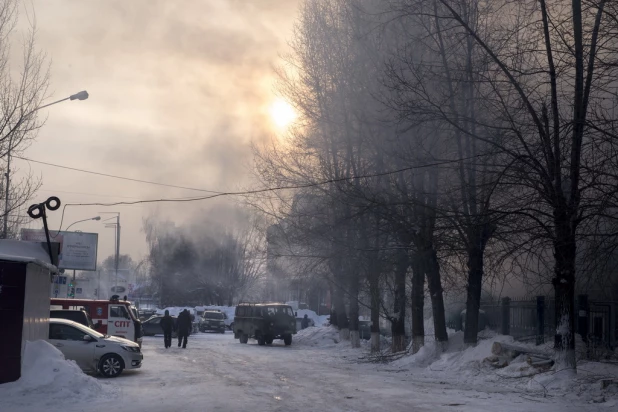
[269, 98, 297, 129]
[17, 0, 302, 262]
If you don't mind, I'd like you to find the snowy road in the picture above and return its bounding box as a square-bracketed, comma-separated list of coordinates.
[2, 331, 610, 412]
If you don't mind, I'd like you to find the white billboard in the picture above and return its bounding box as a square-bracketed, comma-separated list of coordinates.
[21, 229, 99, 271]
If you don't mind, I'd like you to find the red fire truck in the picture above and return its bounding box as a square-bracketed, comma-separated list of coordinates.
[50, 297, 143, 346]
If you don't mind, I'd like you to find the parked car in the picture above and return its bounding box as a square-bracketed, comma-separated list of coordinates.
[138, 309, 157, 321]
[223, 312, 234, 330]
[50, 309, 99, 330]
[190, 313, 200, 334]
[51, 298, 143, 347]
[200, 310, 226, 333]
[48, 318, 143, 378]
[142, 315, 178, 337]
[233, 303, 296, 346]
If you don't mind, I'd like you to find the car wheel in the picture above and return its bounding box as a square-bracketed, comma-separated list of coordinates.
[220, 329, 225, 334]
[257, 335, 266, 346]
[98, 354, 124, 378]
[265, 336, 274, 345]
[229, 322, 234, 330]
[283, 334, 292, 346]
[239, 333, 249, 344]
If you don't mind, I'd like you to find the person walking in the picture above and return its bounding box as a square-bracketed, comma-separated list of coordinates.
[177, 309, 192, 348]
[301, 314, 310, 330]
[160, 310, 174, 349]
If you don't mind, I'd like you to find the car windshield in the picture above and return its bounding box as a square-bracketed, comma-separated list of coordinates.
[57, 320, 104, 339]
[204, 312, 224, 319]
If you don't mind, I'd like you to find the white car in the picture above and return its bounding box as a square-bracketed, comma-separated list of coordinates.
[48, 318, 143, 378]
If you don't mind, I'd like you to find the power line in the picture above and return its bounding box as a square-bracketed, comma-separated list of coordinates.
[38, 188, 142, 200]
[53, 154, 485, 231]
[14, 156, 224, 194]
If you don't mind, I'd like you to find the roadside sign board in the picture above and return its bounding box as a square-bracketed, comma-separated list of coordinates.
[21, 229, 98, 271]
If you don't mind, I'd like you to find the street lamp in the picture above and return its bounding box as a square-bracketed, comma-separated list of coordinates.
[3, 90, 90, 238]
[65, 215, 100, 298]
[65, 215, 101, 232]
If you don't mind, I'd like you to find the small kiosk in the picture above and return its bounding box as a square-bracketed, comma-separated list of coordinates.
[0, 240, 58, 384]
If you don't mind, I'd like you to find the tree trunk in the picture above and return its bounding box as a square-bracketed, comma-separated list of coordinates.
[424, 247, 448, 347]
[392, 248, 408, 352]
[410, 253, 425, 354]
[552, 224, 576, 370]
[333, 285, 349, 340]
[349, 268, 360, 348]
[369, 272, 381, 353]
[464, 245, 483, 345]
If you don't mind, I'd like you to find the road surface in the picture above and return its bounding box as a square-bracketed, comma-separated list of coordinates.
[4, 331, 606, 412]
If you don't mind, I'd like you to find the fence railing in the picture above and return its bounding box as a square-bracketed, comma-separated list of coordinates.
[449, 295, 617, 359]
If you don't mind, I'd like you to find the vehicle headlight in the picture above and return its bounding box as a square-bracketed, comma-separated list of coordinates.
[121, 345, 140, 353]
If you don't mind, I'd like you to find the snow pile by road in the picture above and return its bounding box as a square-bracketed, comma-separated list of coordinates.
[392, 330, 511, 371]
[295, 325, 342, 348]
[390, 328, 618, 405]
[0, 340, 114, 408]
[296, 309, 329, 327]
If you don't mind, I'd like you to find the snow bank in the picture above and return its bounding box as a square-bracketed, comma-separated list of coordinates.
[296, 309, 329, 327]
[391, 328, 618, 405]
[0, 340, 113, 407]
[295, 325, 342, 348]
[392, 330, 514, 371]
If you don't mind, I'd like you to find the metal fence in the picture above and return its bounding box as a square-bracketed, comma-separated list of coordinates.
[451, 295, 617, 359]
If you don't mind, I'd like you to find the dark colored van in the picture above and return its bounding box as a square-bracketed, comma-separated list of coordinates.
[233, 303, 296, 345]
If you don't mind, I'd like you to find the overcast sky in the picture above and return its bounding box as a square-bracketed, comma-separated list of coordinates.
[15, 0, 300, 264]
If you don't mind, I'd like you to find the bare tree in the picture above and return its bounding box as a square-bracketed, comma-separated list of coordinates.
[0, 0, 49, 238]
[388, 0, 618, 370]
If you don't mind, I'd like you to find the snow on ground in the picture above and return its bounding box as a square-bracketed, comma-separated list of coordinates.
[0, 340, 116, 410]
[1, 329, 615, 411]
[388, 328, 618, 406]
[295, 325, 342, 348]
[296, 309, 329, 326]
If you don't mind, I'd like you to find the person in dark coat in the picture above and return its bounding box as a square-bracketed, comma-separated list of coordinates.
[160, 310, 174, 349]
[176, 309, 192, 348]
[301, 314, 310, 329]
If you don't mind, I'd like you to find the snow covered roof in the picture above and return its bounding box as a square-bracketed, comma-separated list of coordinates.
[0, 239, 58, 273]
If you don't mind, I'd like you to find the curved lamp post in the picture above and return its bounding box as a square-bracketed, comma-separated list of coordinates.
[3, 90, 90, 238]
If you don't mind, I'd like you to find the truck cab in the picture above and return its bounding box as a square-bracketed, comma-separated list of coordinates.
[50, 297, 143, 347]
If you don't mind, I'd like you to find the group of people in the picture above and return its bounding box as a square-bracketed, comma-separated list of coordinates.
[160, 309, 192, 349]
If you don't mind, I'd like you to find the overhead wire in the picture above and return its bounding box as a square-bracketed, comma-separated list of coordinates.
[14, 155, 225, 194]
[51, 153, 487, 232]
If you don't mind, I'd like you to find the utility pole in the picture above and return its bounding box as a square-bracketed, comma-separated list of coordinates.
[4, 146, 12, 238]
[115, 214, 121, 293]
[102, 212, 121, 295]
